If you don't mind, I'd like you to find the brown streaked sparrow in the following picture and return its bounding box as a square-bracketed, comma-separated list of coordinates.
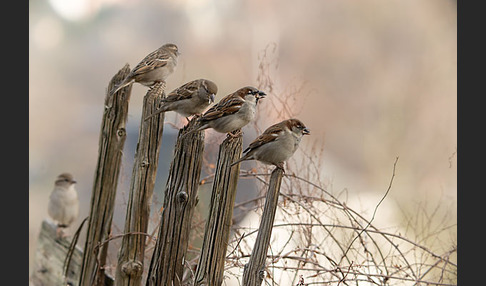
[231, 118, 310, 169]
[144, 79, 217, 120]
[47, 173, 79, 237]
[112, 43, 180, 94]
[185, 86, 266, 137]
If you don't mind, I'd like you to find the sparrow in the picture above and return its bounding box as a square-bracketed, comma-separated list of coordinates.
[184, 86, 266, 137]
[47, 173, 79, 237]
[144, 79, 218, 120]
[112, 43, 180, 94]
[231, 118, 310, 169]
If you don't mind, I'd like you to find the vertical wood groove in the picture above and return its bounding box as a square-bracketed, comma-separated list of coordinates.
[145, 119, 205, 286]
[242, 168, 284, 286]
[115, 83, 166, 286]
[79, 64, 132, 286]
[193, 132, 243, 286]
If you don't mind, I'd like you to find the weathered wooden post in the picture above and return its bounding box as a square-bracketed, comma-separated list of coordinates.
[79, 64, 132, 286]
[145, 118, 205, 286]
[115, 83, 166, 285]
[242, 167, 284, 286]
[30, 220, 85, 286]
[193, 132, 243, 286]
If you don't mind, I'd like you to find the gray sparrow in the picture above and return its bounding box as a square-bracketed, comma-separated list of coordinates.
[145, 79, 217, 120]
[47, 173, 79, 237]
[231, 118, 310, 169]
[112, 43, 180, 94]
[185, 86, 266, 137]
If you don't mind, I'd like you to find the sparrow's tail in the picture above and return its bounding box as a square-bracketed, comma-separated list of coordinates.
[111, 78, 133, 95]
[180, 124, 205, 139]
[230, 156, 246, 167]
[144, 105, 168, 121]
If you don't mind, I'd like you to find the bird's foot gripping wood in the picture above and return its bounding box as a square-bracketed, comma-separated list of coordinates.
[226, 129, 242, 138]
[274, 162, 285, 173]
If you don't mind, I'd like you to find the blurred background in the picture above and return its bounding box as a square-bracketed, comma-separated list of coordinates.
[29, 0, 457, 280]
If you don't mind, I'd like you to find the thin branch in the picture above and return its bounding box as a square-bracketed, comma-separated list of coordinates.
[339, 157, 399, 264]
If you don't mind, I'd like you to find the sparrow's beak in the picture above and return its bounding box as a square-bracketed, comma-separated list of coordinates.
[209, 93, 215, 104]
[72, 180, 77, 184]
[302, 128, 310, 135]
[256, 91, 266, 99]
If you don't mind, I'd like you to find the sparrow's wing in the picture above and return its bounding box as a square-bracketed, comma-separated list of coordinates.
[162, 81, 200, 103]
[130, 48, 171, 77]
[243, 124, 284, 153]
[199, 95, 244, 122]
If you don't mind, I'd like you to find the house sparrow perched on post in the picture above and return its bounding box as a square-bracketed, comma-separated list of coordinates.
[47, 173, 79, 237]
[231, 118, 310, 170]
[144, 79, 218, 121]
[184, 86, 266, 137]
[111, 43, 180, 94]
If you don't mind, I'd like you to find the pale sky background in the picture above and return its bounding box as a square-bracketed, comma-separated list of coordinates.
[29, 0, 456, 282]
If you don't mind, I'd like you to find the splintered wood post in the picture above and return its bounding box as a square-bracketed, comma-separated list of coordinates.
[242, 168, 284, 286]
[30, 220, 115, 286]
[193, 132, 243, 286]
[115, 83, 166, 286]
[145, 118, 205, 286]
[30, 220, 85, 286]
[79, 64, 132, 286]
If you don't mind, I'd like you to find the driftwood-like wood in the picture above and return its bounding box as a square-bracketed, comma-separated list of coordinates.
[145, 118, 205, 286]
[79, 64, 132, 286]
[115, 83, 166, 286]
[30, 220, 84, 286]
[193, 132, 243, 286]
[242, 168, 284, 286]
[30, 220, 114, 286]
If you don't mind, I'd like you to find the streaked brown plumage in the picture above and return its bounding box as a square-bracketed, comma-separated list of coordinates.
[189, 86, 266, 135]
[231, 118, 310, 169]
[112, 43, 179, 94]
[145, 79, 218, 120]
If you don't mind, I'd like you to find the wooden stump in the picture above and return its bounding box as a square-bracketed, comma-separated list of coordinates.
[242, 168, 284, 286]
[30, 220, 114, 286]
[145, 119, 205, 286]
[79, 64, 132, 286]
[115, 83, 166, 286]
[193, 132, 243, 286]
